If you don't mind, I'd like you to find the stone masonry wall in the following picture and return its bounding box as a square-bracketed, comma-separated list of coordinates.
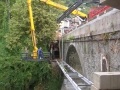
[62, 9, 120, 82]
[63, 32, 120, 82]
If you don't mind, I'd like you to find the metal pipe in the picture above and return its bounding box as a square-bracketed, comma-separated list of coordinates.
[63, 61, 93, 85]
[56, 60, 81, 90]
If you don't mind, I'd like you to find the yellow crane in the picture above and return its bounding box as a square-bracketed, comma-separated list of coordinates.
[40, 0, 88, 18]
[26, 0, 87, 60]
[27, 0, 38, 59]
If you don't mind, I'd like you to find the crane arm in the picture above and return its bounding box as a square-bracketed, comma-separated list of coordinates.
[57, 0, 85, 23]
[40, 0, 87, 18]
[27, 0, 38, 59]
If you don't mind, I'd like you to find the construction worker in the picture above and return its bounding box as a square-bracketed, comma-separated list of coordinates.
[38, 47, 43, 59]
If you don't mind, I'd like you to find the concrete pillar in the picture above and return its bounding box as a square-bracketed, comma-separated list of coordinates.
[91, 72, 120, 90]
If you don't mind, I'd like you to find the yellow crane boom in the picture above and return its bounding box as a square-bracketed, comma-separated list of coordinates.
[26, 0, 87, 59]
[40, 0, 88, 18]
[27, 0, 38, 59]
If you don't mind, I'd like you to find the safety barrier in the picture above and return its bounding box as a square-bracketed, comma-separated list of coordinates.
[89, 6, 110, 20]
[21, 52, 50, 61]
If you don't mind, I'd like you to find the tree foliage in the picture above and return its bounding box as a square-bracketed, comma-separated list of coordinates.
[0, 1, 5, 29]
[0, 0, 17, 56]
[0, 0, 16, 29]
[5, 0, 61, 54]
[0, 0, 63, 89]
[0, 56, 53, 90]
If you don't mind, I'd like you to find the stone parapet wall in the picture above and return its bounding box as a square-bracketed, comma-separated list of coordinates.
[63, 9, 120, 40]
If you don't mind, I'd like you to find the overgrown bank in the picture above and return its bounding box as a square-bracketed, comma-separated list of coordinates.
[0, 56, 63, 90]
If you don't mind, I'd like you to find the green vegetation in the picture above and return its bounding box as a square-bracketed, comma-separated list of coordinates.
[4, 0, 62, 54]
[84, 43, 86, 53]
[0, 0, 63, 90]
[67, 35, 74, 40]
[110, 22, 114, 30]
[0, 56, 63, 90]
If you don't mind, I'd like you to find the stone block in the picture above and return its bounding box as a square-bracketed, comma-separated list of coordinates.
[93, 72, 120, 89]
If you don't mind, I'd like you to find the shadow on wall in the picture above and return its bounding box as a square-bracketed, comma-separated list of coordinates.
[66, 45, 83, 74]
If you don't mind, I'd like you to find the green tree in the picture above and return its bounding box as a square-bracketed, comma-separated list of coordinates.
[0, 0, 17, 56]
[0, 0, 16, 30]
[0, 1, 5, 30]
[5, 0, 61, 54]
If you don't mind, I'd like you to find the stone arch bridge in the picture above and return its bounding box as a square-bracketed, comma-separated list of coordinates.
[61, 8, 120, 82]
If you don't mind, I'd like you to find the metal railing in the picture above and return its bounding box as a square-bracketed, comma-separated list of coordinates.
[56, 60, 93, 90]
[20, 52, 50, 61]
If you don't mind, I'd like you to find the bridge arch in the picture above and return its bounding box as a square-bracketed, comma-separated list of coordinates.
[66, 44, 83, 74]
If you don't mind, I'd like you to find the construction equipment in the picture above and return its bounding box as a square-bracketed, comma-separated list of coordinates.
[26, 0, 86, 60]
[40, 0, 88, 20]
[25, 0, 50, 61]
[57, 0, 85, 23]
[27, 0, 38, 59]
[26, 0, 50, 61]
